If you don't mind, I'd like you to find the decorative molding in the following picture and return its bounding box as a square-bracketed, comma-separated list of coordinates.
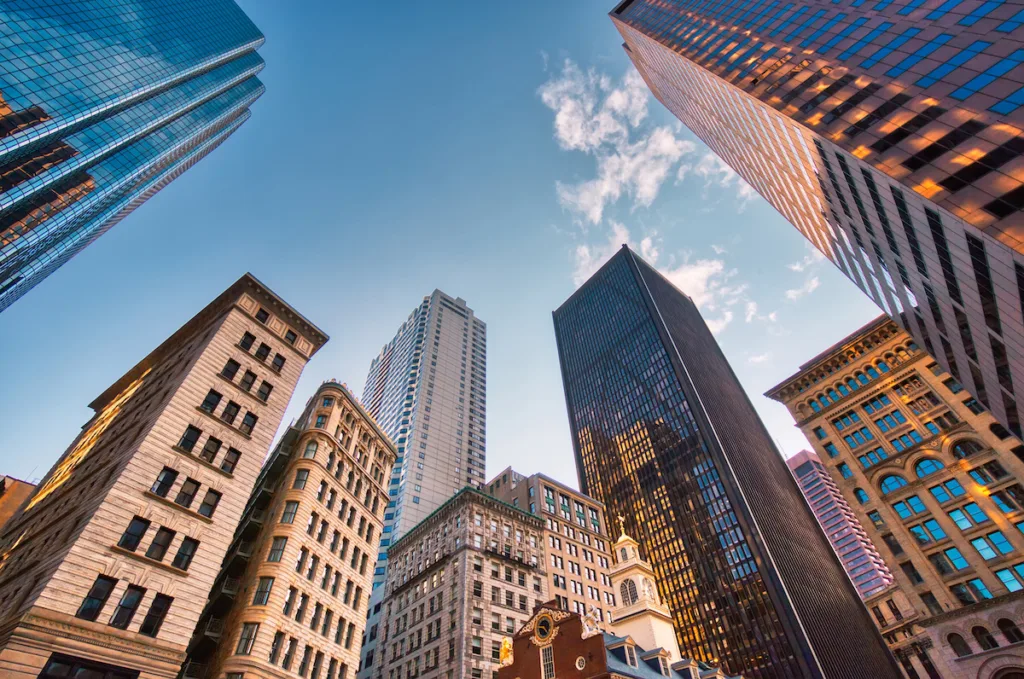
[17, 611, 184, 664]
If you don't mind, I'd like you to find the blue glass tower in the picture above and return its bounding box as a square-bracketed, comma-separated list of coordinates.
[0, 0, 265, 311]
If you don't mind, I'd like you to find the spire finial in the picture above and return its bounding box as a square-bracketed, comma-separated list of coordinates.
[617, 514, 626, 537]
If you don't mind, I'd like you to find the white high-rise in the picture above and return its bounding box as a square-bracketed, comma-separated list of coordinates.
[357, 290, 486, 679]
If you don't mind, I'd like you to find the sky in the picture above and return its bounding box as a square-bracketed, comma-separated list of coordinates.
[0, 0, 884, 491]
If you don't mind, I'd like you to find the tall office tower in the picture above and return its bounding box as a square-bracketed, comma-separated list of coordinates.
[371, 488, 546, 679]
[768, 315, 1024, 677]
[787, 450, 895, 599]
[553, 245, 901, 679]
[0, 0, 265, 311]
[359, 291, 486, 679]
[0, 274, 326, 678]
[486, 468, 617, 621]
[182, 380, 395, 679]
[609, 0, 1024, 439]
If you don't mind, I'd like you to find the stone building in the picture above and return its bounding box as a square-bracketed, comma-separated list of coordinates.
[0, 476, 34, 530]
[486, 469, 616, 621]
[182, 380, 395, 679]
[767, 315, 1024, 678]
[370, 487, 546, 679]
[0, 273, 326, 678]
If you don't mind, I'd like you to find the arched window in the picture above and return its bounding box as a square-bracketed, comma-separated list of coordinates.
[854, 488, 869, 504]
[847, 378, 860, 391]
[838, 384, 850, 396]
[992, 423, 1013, 441]
[999, 618, 1024, 643]
[327, 452, 336, 471]
[897, 348, 910, 361]
[303, 440, 318, 459]
[619, 579, 639, 606]
[811, 400, 822, 413]
[827, 389, 839, 402]
[915, 459, 945, 478]
[880, 475, 908, 495]
[973, 626, 1000, 650]
[620, 547, 628, 561]
[866, 366, 880, 379]
[857, 373, 869, 385]
[877, 361, 890, 373]
[908, 343, 918, 351]
[952, 440, 984, 459]
[948, 633, 972, 657]
[819, 395, 831, 408]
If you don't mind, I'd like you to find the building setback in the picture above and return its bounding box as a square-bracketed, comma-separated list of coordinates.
[360, 291, 486, 679]
[0, 273, 326, 678]
[609, 0, 1024, 440]
[767, 315, 1024, 677]
[370, 488, 546, 679]
[0, 0, 266, 311]
[787, 449, 895, 599]
[553, 245, 901, 679]
[182, 380, 396, 679]
[486, 468, 617, 621]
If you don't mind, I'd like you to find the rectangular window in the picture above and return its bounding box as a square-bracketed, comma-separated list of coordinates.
[221, 401, 241, 425]
[221, 448, 241, 474]
[76, 575, 117, 622]
[174, 478, 200, 508]
[240, 332, 256, 350]
[199, 436, 221, 463]
[222, 359, 241, 380]
[273, 354, 286, 372]
[200, 389, 223, 414]
[150, 468, 177, 497]
[146, 527, 176, 561]
[541, 646, 555, 679]
[178, 425, 202, 452]
[258, 381, 274, 402]
[255, 342, 271, 360]
[268, 537, 288, 562]
[240, 412, 259, 436]
[236, 622, 260, 655]
[138, 593, 173, 637]
[240, 370, 257, 392]
[109, 585, 146, 630]
[198, 490, 221, 518]
[172, 538, 199, 571]
[118, 517, 150, 552]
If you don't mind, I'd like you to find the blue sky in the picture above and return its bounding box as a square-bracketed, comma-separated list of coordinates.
[0, 0, 883, 490]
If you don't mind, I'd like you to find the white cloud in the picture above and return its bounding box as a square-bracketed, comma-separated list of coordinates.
[785, 276, 820, 301]
[572, 221, 634, 287]
[540, 50, 549, 72]
[705, 310, 734, 335]
[688, 152, 757, 211]
[748, 352, 771, 364]
[711, 244, 727, 255]
[788, 248, 825, 272]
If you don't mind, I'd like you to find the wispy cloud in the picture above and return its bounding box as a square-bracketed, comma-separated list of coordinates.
[748, 352, 771, 364]
[788, 247, 825, 272]
[679, 152, 757, 211]
[785, 276, 820, 301]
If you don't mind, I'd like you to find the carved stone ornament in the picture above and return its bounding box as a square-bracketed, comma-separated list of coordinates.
[521, 608, 572, 635]
[581, 606, 603, 639]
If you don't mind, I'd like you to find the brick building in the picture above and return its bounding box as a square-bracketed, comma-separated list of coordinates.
[486, 469, 616, 621]
[0, 273, 326, 678]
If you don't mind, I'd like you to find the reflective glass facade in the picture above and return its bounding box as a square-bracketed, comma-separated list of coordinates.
[0, 0, 265, 311]
[611, 0, 1024, 446]
[553, 246, 900, 679]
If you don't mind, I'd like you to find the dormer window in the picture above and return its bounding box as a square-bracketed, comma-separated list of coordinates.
[659, 656, 670, 676]
[625, 644, 637, 668]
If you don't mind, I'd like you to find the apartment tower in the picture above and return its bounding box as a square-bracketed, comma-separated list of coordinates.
[0, 274, 326, 678]
[768, 315, 1024, 677]
[787, 449, 895, 600]
[610, 0, 1024, 439]
[182, 380, 396, 679]
[371, 488, 546, 679]
[0, 0, 265, 311]
[359, 291, 486, 679]
[553, 245, 900, 678]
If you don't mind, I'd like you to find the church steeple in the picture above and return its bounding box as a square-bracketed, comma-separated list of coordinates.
[607, 517, 682, 662]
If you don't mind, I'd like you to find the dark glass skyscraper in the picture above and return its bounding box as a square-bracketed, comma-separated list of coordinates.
[0, 0, 265, 311]
[553, 246, 900, 679]
[610, 0, 1024, 441]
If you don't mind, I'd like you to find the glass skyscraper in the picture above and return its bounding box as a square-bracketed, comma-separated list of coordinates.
[553, 245, 900, 679]
[0, 0, 264, 311]
[610, 0, 1024, 441]
[358, 290, 486, 679]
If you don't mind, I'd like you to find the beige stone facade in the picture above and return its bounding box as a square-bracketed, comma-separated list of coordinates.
[767, 315, 1024, 678]
[182, 380, 395, 679]
[485, 469, 615, 623]
[0, 274, 326, 679]
[370, 488, 546, 679]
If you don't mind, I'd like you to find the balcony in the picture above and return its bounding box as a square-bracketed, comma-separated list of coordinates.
[204, 618, 225, 638]
[181, 662, 207, 679]
[212, 576, 241, 599]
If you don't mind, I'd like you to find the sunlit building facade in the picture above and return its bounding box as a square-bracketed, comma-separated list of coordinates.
[0, 0, 265, 311]
[0, 274, 326, 678]
[768, 315, 1024, 678]
[553, 245, 900, 679]
[610, 0, 1024, 440]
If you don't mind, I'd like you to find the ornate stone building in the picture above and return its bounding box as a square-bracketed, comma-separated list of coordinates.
[182, 380, 395, 679]
[486, 469, 616, 621]
[767, 315, 1024, 678]
[369, 487, 546, 679]
[0, 273, 327, 678]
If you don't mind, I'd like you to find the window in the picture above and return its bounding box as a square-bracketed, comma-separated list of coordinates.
[285, 329, 298, 344]
[240, 412, 258, 436]
[282, 501, 299, 523]
[240, 332, 256, 350]
[316, 415, 328, 428]
[253, 577, 275, 605]
[150, 468, 177, 497]
[172, 538, 199, 570]
[541, 646, 555, 679]
[624, 644, 637, 667]
[174, 478, 200, 508]
[256, 342, 271, 360]
[948, 633, 972, 657]
[837, 463, 853, 478]
[222, 359, 241, 380]
[76, 575, 117, 621]
[258, 381, 274, 402]
[138, 594, 172, 638]
[973, 626, 999, 651]
[199, 436, 222, 463]
[268, 537, 288, 562]
[240, 370, 257, 392]
[880, 475, 908, 495]
[970, 461, 1010, 486]
[198, 489, 221, 518]
[953, 440, 985, 458]
[892, 495, 927, 519]
[178, 425, 202, 452]
[118, 517, 150, 551]
[915, 459, 944, 478]
[854, 488, 870, 504]
[930, 479, 967, 503]
[1000, 618, 1024, 643]
[221, 401, 241, 425]
[294, 469, 310, 489]
[236, 622, 260, 655]
[813, 426, 826, 440]
[256, 308, 270, 323]
[221, 448, 241, 474]
[945, 547, 969, 570]
[146, 527, 176, 561]
[200, 389, 223, 414]
[823, 442, 839, 458]
[304, 441, 318, 458]
[109, 585, 146, 629]
[273, 353, 286, 372]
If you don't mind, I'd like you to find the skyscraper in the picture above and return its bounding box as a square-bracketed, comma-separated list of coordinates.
[0, 0, 265, 311]
[358, 291, 486, 679]
[787, 450, 894, 600]
[609, 0, 1024, 439]
[0, 273, 326, 678]
[553, 245, 900, 678]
